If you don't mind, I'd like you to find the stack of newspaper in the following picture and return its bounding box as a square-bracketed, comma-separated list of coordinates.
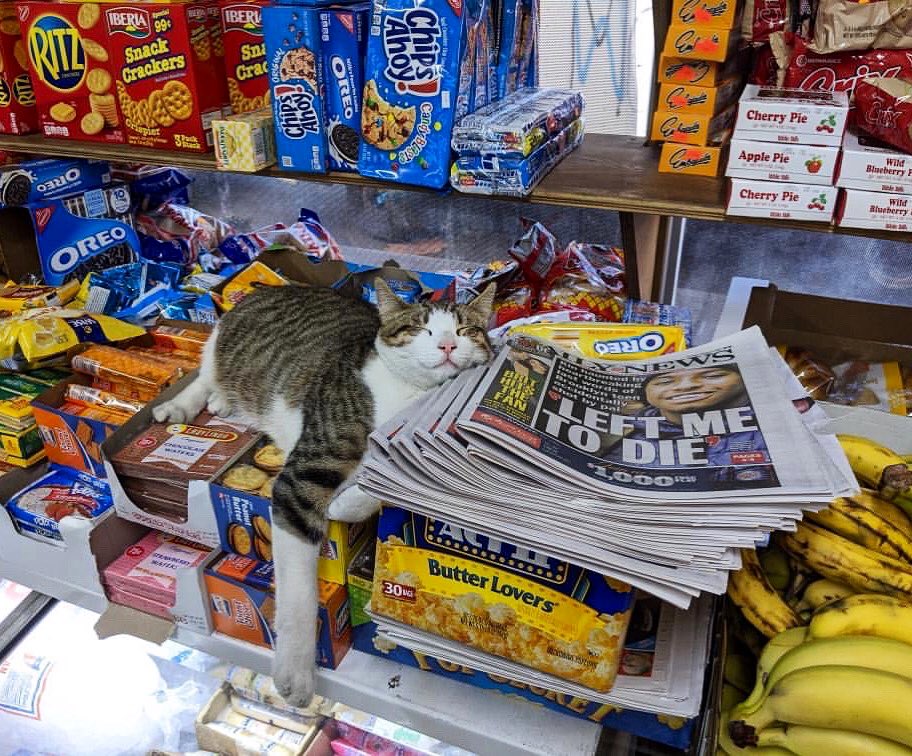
[360, 327, 856, 608]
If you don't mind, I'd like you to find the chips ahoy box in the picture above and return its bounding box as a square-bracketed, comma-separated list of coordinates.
[358, 0, 466, 188]
[263, 5, 328, 173]
[320, 4, 368, 171]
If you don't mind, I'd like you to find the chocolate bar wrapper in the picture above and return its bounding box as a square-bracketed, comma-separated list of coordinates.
[451, 87, 584, 158]
[450, 118, 583, 196]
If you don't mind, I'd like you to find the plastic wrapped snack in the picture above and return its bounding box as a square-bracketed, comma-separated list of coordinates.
[64, 384, 145, 417]
[829, 360, 911, 416]
[509, 323, 688, 360]
[742, 0, 789, 45]
[450, 118, 584, 196]
[538, 241, 626, 321]
[451, 87, 584, 158]
[71, 345, 184, 396]
[781, 347, 837, 400]
[854, 77, 912, 156]
[148, 325, 209, 356]
[812, 0, 912, 54]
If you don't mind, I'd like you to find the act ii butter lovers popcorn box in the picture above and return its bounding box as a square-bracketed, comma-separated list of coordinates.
[19, 1, 126, 143]
[358, 0, 466, 188]
[371, 506, 635, 692]
[263, 5, 327, 172]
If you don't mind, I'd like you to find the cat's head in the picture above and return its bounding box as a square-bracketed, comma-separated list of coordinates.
[375, 279, 496, 389]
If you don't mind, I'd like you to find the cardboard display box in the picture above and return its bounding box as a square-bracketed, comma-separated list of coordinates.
[838, 187, 912, 232]
[726, 139, 839, 186]
[726, 179, 837, 222]
[837, 129, 912, 194]
[651, 103, 736, 146]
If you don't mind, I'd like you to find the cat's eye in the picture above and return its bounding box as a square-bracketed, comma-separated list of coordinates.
[457, 326, 483, 336]
[392, 325, 431, 337]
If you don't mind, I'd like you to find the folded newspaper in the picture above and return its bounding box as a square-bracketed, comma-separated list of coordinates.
[360, 327, 856, 608]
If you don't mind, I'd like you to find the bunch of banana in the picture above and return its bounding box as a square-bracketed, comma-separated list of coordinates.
[726, 594, 912, 753]
[793, 578, 854, 614]
[727, 549, 802, 638]
[838, 435, 912, 502]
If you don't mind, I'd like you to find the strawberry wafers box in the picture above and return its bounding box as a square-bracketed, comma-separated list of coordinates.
[219, 0, 268, 114]
[18, 1, 126, 143]
[103, 1, 221, 152]
[0, 3, 36, 135]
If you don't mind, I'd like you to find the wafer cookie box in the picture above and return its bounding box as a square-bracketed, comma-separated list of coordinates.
[650, 102, 735, 146]
[219, 0, 268, 114]
[670, 0, 739, 28]
[662, 24, 739, 62]
[727, 178, 837, 222]
[0, 3, 37, 135]
[358, 0, 466, 188]
[103, 2, 221, 152]
[262, 5, 327, 173]
[658, 76, 741, 115]
[657, 53, 739, 86]
[371, 506, 635, 692]
[18, 1, 126, 143]
[658, 143, 724, 176]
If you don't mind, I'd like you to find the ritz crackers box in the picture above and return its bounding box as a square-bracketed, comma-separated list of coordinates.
[219, 0, 268, 114]
[0, 4, 36, 134]
[18, 1, 126, 143]
[103, 2, 221, 152]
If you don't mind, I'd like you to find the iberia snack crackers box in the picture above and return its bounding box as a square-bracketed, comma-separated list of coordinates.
[219, 0, 268, 114]
[671, 0, 739, 28]
[0, 4, 36, 135]
[104, 2, 220, 152]
[658, 142, 724, 176]
[650, 103, 735, 146]
[262, 5, 327, 173]
[205, 0, 230, 115]
[662, 24, 739, 62]
[727, 178, 837, 222]
[727, 138, 839, 186]
[371, 506, 635, 692]
[358, 0, 466, 188]
[18, 1, 126, 143]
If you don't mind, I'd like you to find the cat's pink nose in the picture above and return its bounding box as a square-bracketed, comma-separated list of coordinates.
[438, 340, 457, 355]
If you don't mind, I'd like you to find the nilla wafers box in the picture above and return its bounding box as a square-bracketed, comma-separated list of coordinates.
[102, 1, 222, 152]
[18, 1, 126, 143]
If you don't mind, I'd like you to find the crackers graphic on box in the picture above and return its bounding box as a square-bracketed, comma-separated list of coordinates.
[219, 0, 268, 114]
[103, 2, 221, 152]
[0, 3, 36, 135]
[18, 1, 125, 142]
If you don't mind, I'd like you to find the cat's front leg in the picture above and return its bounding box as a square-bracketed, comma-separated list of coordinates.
[154, 326, 220, 423]
[272, 524, 320, 706]
[327, 472, 381, 522]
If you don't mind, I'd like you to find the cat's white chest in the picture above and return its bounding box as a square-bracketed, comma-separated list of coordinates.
[361, 354, 428, 428]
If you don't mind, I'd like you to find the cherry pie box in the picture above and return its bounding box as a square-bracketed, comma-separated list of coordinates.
[726, 178, 838, 222]
[734, 85, 849, 147]
[0, 2, 36, 135]
[727, 138, 840, 185]
[836, 129, 912, 194]
[18, 1, 126, 143]
[837, 188, 912, 232]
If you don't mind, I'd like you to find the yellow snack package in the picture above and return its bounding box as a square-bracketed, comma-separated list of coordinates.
[509, 323, 688, 360]
[0, 308, 145, 363]
[0, 281, 80, 315]
[215, 262, 289, 312]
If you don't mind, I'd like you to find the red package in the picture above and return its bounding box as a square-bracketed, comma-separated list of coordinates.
[508, 220, 559, 285]
[749, 45, 780, 85]
[538, 243, 626, 322]
[854, 77, 912, 155]
[783, 35, 912, 95]
[742, 0, 790, 45]
[491, 281, 534, 327]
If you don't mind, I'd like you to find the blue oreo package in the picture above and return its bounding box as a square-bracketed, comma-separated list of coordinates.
[29, 185, 141, 287]
[263, 6, 328, 173]
[495, 0, 536, 100]
[358, 0, 466, 188]
[320, 4, 369, 171]
[0, 159, 111, 209]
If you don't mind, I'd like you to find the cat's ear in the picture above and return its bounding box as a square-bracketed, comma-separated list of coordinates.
[375, 277, 409, 319]
[464, 282, 496, 324]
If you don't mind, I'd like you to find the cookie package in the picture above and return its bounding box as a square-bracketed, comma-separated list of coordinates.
[0, 158, 111, 209]
[358, 0, 466, 188]
[104, 2, 224, 152]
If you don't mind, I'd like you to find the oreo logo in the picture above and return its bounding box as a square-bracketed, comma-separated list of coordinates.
[27, 14, 86, 91]
[49, 227, 128, 275]
[593, 332, 668, 356]
[330, 55, 354, 119]
[36, 167, 81, 194]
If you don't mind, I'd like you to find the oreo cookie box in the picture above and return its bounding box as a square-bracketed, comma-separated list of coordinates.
[263, 6, 328, 172]
[320, 4, 369, 171]
[358, 0, 466, 188]
[0, 159, 111, 209]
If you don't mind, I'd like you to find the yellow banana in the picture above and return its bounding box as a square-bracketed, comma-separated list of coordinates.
[805, 506, 903, 559]
[850, 490, 912, 541]
[721, 682, 744, 712]
[838, 434, 912, 500]
[778, 522, 912, 599]
[739, 626, 807, 713]
[718, 709, 796, 756]
[795, 578, 854, 613]
[729, 665, 912, 748]
[727, 549, 802, 638]
[734, 635, 912, 719]
[809, 593, 912, 645]
[757, 725, 912, 756]
[831, 496, 912, 562]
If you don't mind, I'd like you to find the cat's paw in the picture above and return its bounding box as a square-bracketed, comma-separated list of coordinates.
[327, 486, 381, 522]
[273, 663, 316, 708]
[153, 399, 191, 424]
[206, 393, 232, 418]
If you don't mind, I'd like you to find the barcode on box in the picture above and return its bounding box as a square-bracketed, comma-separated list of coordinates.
[282, 156, 292, 168]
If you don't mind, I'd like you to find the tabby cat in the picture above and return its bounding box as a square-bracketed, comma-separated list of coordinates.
[154, 279, 495, 705]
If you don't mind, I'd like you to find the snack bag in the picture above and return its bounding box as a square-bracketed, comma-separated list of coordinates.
[829, 360, 909, 415]
[741, 0, 789, 45]
[509, 323, 687, 360]
[538, 242, 626, 322]
[854, 77, 912, 156]
[358, 0, 466, 188]
[781, 346, 836, 399]
[812, 0, 912, 54]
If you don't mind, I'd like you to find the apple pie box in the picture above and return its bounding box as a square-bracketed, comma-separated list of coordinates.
[837, 188, 912, 232]
[210, 461, 374, 583]
[836, 129, 912, 194]
[726, 178, 837, 222]
[101, 372, 261, 547]
[726, 139, 839, 185]
[204, 552, 352, 668]
[733, 85, 848, 147]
